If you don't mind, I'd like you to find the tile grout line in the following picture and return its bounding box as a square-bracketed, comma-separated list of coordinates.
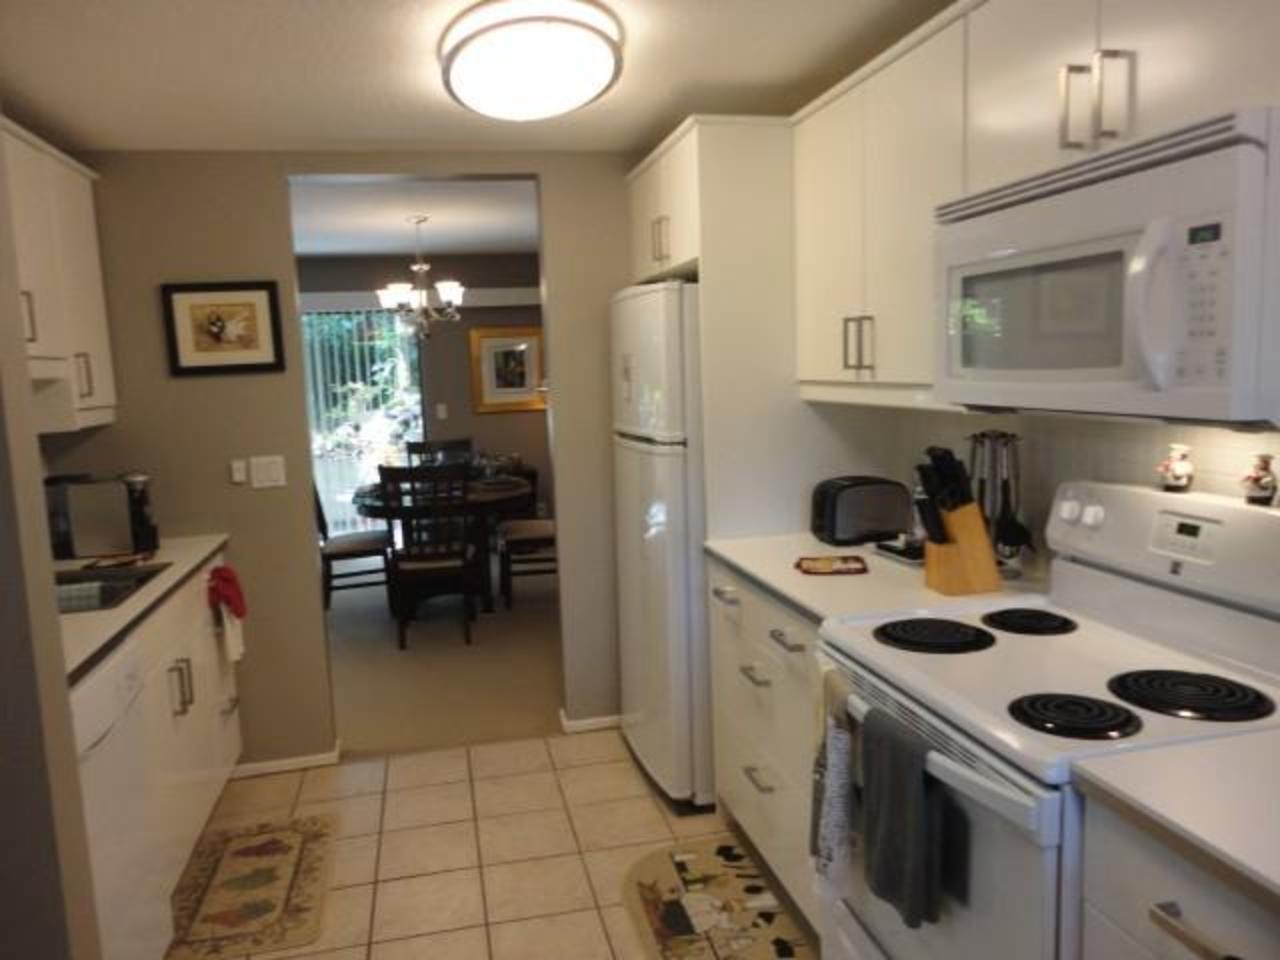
[366, 757, 389, 958]
[466, 747, 497, 960]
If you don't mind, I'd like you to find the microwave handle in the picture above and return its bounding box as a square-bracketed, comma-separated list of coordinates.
[1126, 217, 1175, 391]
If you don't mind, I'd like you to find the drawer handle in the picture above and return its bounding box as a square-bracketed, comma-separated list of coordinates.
[1148, 901, 1242, 960]
[742, 765, 776, 794]
[768, 627, 805, 653]
[168, 662, 190, 716]
[738, 664, 772, 688]
[711, 585, 740, 607]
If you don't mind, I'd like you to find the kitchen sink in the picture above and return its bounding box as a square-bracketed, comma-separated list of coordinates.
[55, 563, 171, 614]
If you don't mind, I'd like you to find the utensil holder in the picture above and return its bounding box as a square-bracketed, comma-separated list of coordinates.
[924, 502, 1003, 596]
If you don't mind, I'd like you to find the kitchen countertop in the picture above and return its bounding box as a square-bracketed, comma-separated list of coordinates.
[704, 532, 1041, 622]
[58, 534, 228, 684]
[1074, 731, 1280, 907]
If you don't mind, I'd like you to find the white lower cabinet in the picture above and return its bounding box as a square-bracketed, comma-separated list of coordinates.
[707, 558, 820, 927]
[1083, 796, 1280, 960]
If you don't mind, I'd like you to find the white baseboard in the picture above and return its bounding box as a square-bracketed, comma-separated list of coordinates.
[559, 708, 621, 734]
[232, 740, 342, 779]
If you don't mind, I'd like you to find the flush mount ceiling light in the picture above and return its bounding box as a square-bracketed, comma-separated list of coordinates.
[440, 0, 623, 122]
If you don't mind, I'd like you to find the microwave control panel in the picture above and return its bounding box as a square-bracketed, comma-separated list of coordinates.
[1173, 215, 1231, 386]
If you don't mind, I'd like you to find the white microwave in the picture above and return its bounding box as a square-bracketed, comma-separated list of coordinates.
[935, 110, 1280, 422]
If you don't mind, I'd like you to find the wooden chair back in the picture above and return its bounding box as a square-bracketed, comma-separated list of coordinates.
[378, 463, 471, 564]
[406, 438, 474, 466]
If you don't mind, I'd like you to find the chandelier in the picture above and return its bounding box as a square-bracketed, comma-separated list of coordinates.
[375, 215, 466, 338]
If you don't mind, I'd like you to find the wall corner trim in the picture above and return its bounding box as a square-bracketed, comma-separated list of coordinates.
[231, 741, 342, 779]
[558, 708, 622, 734]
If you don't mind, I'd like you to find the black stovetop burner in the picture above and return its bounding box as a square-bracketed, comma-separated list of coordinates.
[1009, 693, 1143, 740]
[981, 608, 1078, 636]
[873, 618, 996, 654]
[1108, 670, 1277, 722]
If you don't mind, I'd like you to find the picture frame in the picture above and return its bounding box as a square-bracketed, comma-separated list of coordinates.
[162, 280, 285, 376]
[468, 326, 546, 414]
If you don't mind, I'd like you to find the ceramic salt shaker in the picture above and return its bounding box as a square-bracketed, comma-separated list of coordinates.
[1241, 452, 1277, 506]
[1157, 443, 1194, 493]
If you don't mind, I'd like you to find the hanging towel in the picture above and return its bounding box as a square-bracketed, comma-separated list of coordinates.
[862, 707, 943, 928]
[810, 666, 859, 881]
[208, 565, 247, 662]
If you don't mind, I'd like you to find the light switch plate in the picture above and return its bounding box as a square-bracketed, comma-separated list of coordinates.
[249, 455, 287, 489]
[229, 459, 248, 484]
[435, 403, 448, 420]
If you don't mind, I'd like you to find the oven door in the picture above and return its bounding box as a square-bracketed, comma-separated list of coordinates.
[935, 142, 1266, 420]
[819, 678, 1062, 960]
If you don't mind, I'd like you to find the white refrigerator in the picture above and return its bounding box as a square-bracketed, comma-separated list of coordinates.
[611, 281, 714, 805]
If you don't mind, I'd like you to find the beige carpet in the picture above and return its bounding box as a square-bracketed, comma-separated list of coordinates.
[325, 570, 565, 755]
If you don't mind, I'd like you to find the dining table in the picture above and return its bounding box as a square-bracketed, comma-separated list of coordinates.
[352, 473, 534, 614]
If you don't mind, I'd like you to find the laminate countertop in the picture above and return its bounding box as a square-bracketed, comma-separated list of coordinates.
[57, 534, 228, 685]
[703, 531, 1040, 623]
[1074, 730, 1280, 907]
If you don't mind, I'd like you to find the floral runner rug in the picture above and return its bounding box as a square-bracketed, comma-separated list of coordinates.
[166, 814, 336, 959]
[623, 836, 815, 959]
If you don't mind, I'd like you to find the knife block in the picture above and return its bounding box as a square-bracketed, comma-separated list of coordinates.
[924, 502, 1002, 596]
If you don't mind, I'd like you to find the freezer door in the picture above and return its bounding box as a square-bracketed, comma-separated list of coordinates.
[614, 434, 694, 798]
[611, 283, 686, 442]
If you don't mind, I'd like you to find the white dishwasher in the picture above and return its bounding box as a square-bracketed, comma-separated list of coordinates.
[71, 637, 171, 960]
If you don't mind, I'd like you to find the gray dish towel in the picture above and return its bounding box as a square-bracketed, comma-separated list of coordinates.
[861, 707, 943, 929]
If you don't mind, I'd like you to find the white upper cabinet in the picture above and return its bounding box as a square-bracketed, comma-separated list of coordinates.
[628, 124, 701, 283]
[863, 20, 964, 385]
[1096, 0, 1280, 145]
[966, 0, 1099, 193]
[794, 86, 865, 383]
[4, 132, 69, 359]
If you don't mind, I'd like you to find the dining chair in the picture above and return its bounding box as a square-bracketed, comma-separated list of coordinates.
[405, 438, 474, 466]
[314, 488, 390, 610]
[497, 517, 558, 609]
[379, 463, 480, 648]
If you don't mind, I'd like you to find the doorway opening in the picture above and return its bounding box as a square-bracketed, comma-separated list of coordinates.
[288, 175, 562, 756]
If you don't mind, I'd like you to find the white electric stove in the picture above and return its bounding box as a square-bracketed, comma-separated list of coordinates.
[816, 482, 1280, 960]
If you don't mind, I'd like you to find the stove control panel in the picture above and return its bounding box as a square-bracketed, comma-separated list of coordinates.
[1151, 511, 1221, 563]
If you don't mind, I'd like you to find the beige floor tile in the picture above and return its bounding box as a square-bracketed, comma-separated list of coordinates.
[570, 797, 672, 851]
[662, 805, 730, 839]
[294, 794, 383, 838]
[582, 841, 672, 907]
[369, 927, 488, 960]
[472, 771, 562, 818]
[215, 772, 302, 819]
[382, 781, 472, 832]
[476, 809, 578, 864]
[331, 834, 378, 888]
[251, 884, 373, 958]
[469, 739, 552, 780]
[386, 748, 469, 791]
[601, 905, 649, 960]
[482, 853, 594, 923]
[299, 758, 387, 803]
[547, 730, 628, 769]
[378, 821, 478, 880]
[372, 870, 485, 942]
[557, 760, 649, 807]
[489, 909, 612, 960]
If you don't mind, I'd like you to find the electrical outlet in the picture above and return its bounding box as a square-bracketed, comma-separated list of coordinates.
[249, 455, 287, 489]
[435, 402, 448, 420]
[229, 459, 248, 484]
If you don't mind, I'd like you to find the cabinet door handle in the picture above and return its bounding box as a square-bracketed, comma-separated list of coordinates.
[659, 215, 671, 262]
[20, 290, 37, 343]
[742, 765, 776, 794]
[168, 662, 190, 716]
[1057, 64, 1092, 149]
[1148, 901, 1239, 960]
[1091, 49, 1136, 143]
[74, 352, 94, 398]
[650, 217, 661, 263]
[768, 627, 805, 653]
[842, 315, 875, 376]
[711, 585, 740, 607]
[738, 664, 772, 688]
[177, 656, 195, 709]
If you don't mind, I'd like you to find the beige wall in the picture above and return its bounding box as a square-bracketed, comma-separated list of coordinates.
[43, 150, 629, 760]
[0, 131, 101, 959]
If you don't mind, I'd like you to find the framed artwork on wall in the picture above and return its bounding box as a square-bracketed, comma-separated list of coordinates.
[468, 326, 546, 414]
[162, 280, 285, 376]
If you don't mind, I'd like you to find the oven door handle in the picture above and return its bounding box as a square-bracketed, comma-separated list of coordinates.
[1126, 216, 1176, 391]
[847, 691, 1060, 847]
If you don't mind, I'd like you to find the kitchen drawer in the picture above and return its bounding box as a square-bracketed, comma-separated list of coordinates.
[1084, 796, 1280, 958]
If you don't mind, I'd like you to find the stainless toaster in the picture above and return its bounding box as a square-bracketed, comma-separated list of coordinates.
[810, 476, 911, 546]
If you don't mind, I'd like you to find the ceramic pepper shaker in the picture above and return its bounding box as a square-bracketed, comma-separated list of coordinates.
[1157, 443, 1195, 492]
[1241, 452, 1277, 506]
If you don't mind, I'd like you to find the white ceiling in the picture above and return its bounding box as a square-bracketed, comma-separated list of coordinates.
[0, 0, 952, 154]
[289, 176, 540, 254]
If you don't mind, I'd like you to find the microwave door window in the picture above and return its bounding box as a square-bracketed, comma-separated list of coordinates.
[959, 252, 1125, 374]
